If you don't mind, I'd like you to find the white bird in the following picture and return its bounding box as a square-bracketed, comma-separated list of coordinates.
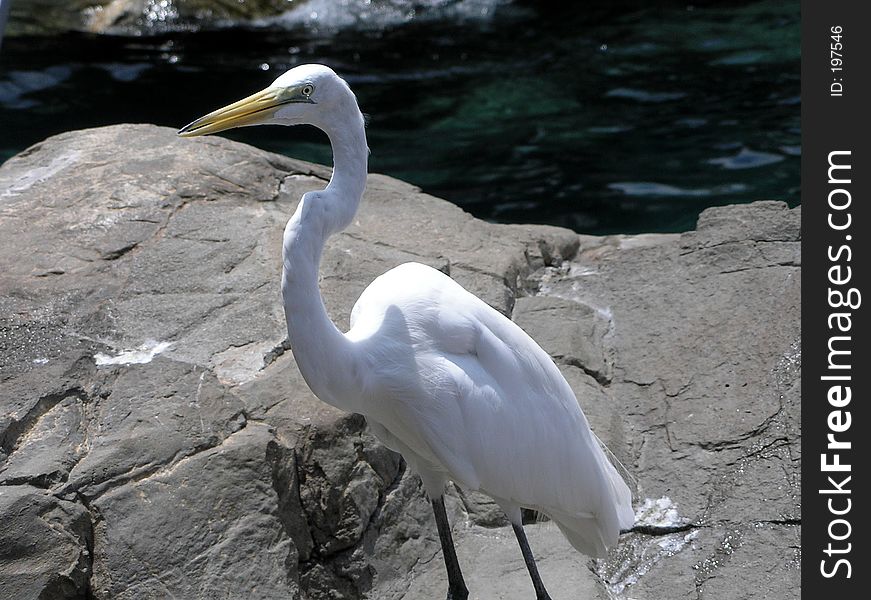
[179, 64, 634, 600]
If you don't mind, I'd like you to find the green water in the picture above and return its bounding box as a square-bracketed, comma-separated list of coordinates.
[0, 0, 799, 234]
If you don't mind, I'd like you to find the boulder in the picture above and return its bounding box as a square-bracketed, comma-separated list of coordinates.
[0, 124, 799, 599]
[0, 486, 92, 600]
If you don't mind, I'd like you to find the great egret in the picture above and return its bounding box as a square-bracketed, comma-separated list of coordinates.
[179, 64, 634, 600]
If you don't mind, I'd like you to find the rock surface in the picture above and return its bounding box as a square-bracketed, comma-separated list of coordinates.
[0, 124, 800, 599]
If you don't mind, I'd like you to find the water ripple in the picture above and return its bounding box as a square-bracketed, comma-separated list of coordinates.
[609, 182, 749, 198]
[707, 147, 784, 170]
[605, 88, 687, 103]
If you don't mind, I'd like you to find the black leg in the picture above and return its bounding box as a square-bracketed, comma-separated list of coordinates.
[512, 522, 553, 600]
[431, 496, 469, 600]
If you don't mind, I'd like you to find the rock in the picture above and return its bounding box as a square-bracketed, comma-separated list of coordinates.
[0, 486, 92, 600]
[401, 522, 606, 600]
[512, 295, 611, 384]
[88, 423, 303, 599]
[530, 202, 801, 599]
[0, 124, 799, 599]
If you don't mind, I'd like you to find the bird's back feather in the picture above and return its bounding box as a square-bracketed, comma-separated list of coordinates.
[348, 262, 634, 556]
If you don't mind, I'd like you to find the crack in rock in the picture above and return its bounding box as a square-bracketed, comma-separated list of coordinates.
[1, 386, 88, 460]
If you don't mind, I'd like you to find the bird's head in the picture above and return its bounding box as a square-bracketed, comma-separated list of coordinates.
[178, 64, 353, 138]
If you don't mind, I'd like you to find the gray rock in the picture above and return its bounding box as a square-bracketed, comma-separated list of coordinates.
[400, 522, 606, 600]
[531, 202, 800, 599]
[88, 423, 302, 599]
[0, 486, 92, 600]
[0, 124, 799, 600]
[512, 295, 611, 384]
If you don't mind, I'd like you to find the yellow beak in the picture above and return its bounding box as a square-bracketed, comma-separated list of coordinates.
[178, 86, 290, 137]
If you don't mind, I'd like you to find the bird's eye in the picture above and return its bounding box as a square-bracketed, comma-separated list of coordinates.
[302, 84, 314, 97]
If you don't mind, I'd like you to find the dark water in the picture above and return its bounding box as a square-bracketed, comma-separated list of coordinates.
[0, 0, 799, 234]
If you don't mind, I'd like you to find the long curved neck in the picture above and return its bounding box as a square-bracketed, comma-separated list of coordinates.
[281, 102, 368, 411]
[323, 115, 368, 228]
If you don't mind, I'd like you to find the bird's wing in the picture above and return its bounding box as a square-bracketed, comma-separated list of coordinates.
[350, 263, 633, 548]
[435, 301, 615, 510]
[424, 300, 635, 554]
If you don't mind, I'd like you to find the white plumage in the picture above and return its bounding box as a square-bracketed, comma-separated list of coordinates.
[350, 262, 634, 555]
[180, 63, 633, 599]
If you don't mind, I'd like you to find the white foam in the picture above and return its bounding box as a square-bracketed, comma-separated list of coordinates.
[657, 529, 698, 553]
[634, 496, 689, 528]
[94, 340, 172, 366]
[599, 497, 696, 598]
[260, 0, 506, 33]
[606, 529, 699, 597]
